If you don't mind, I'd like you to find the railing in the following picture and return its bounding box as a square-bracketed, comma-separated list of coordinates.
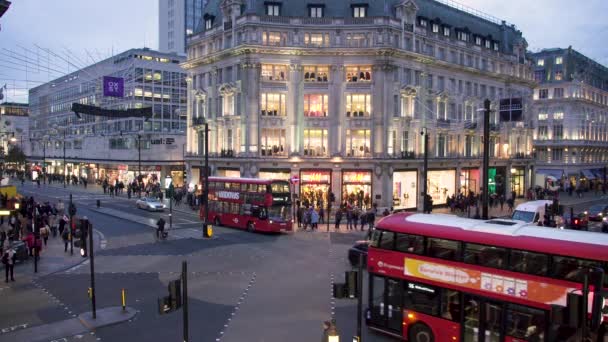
[437, 118, 451, 128]
[404, 23, 414, 32]
[344, 17, 374, 25]
[220, 149, 236, 158]
[464, 121, 477, 130]
[191, 117, 206, 126]
[302, 17, 333, 25]
[260, 15, 290, 24]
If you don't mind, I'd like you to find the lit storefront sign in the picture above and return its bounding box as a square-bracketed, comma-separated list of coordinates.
[259, 170, 290, 181]
[393, 171, 417, 209]
[427, 170, 456, 205]
[301, 171, 331, 184]
[342, 171, 372, 184]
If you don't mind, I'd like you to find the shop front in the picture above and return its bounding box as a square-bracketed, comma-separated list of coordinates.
[167, 166, 185, 187]
[300, 170, 331, 208]
[460, 168, 479, 195]
[510, 167, 525, 197]
[488, 167, 506, 196]
[342, 170, 373, 209]
[392, 170, 417, 210]
[217, 167, 241, 178]
[259, 169, 291, 181]
[427, 170, 456, 205]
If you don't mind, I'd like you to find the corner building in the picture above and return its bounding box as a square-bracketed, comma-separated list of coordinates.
[184, 0, 536, 211]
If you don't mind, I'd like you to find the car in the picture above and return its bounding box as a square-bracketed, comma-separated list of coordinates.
[560, 212, 589, 230]
[136, 197, 165, 211]
[586, 204, 608, 221]
[348, 240, 368, 268]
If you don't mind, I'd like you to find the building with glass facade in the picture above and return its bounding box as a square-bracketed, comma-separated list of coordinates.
[160, 0, 206, 55]
[530, 47, 608, 190]
[28, 48, 187, 187]
[184, 0, 536, 211]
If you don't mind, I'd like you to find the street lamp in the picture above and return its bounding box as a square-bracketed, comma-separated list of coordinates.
[420, 127, 429, 213]
[477, 99, 492, 220]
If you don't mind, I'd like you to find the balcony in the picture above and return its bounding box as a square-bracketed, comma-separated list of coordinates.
[404, 23, 414, 32]
[260, 15, 290, 24]
[220, 149, 236, 158]
[260, 145, 286, 157]
[437, 118, 450, 128]
[191, 116, 206, 127]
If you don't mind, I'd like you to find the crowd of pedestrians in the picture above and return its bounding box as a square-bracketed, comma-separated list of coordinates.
[295, 202, 383, 232]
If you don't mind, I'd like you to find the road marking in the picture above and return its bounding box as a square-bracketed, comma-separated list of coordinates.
[0, 323, 28, 334]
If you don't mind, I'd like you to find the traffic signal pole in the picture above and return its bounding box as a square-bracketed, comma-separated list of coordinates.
[88, 220, 96, 319]
[482, 99, 491, 220]
[182, 260, 189, 342]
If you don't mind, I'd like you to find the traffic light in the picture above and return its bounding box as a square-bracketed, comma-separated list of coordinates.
[68, 203, 77, 216]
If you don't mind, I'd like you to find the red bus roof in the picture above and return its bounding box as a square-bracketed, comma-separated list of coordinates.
[207, 177, 288, 185]
[376, 212, 608, 262]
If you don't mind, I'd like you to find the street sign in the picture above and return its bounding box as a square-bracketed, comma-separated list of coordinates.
[290, 175, 299, 184]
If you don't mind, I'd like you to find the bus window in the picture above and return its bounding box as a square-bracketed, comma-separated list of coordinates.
[551, 256, 602, 282]
[440, 289, 461, 322]
[505, 304, 545, 341]
[378, 231, 395, 250]
[395, 233, 424, 255]
[370, 230, 382, 248]
[259, 207, 268, 219]
[404, 281, 440, 316]
[427, 238, 461, 261]
[464, 243, 507, 269]
[510, 250, 548, 276]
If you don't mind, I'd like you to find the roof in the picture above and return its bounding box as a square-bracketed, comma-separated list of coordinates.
[196, 0, 524, 54]
[376, 212, 608, 261]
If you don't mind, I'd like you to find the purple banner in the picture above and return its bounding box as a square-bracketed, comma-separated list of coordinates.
[103, 76, 124, 98]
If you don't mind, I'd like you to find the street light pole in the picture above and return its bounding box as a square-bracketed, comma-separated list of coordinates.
[203, 122, 209, 226]
[482, 99, 491, 220]
[138, 134, 142, 181]
[63, 130, 66, 188]
[421, 128, 429, 213]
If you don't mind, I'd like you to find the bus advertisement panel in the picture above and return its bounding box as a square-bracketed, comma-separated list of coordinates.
[200, 177, 292, 233]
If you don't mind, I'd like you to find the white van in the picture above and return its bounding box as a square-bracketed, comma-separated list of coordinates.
[511, 200, 553, 224]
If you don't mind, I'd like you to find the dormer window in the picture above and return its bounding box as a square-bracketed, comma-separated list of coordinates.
[493, 42, 499, 51]
[432, 23, 439, 33]
[309, 5, 324, 18]
[352, 4, 367, 18]
[485, 40, 491, 49]
[555, 56, 563, 65]
[443, 27, 450, 37]
[475, 36, 482, 45]
[537, 59, 545, 66]
[457, 31, 469, 42]
[203, 14, 215, 30]
[266, 2, 281, 16]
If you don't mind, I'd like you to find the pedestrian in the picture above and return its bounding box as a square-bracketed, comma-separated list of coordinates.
[2, 246, 16, 282]
[368, 210, 375, 231]
[334, 209, 342, 230]
[360, 211, 367, 231]
[156, 217, 166, 240]
[346, 208, 353, 230]
[40, 223, 50, 246]
[507, 197, 514, 214]
[318, 206, 325, 225]
[311, 208, 319, 231]
[62, 226, 70, 252]
[499, 194, 505, 212]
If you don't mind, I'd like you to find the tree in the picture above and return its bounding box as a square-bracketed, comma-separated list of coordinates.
[5, 145, 26, 165]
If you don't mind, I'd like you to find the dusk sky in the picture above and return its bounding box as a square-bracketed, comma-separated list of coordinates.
[0, 0, 606, 103]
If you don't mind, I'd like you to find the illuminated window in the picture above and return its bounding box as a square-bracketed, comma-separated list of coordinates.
[309, 6, 323, 18]
[262, 32, 283, 46]
[346, 94, 371, 117]
[205, 19, 213, 30]
[419, 18, 427, 27]
[458, 31, 468, 42]
[443, 27, 450, 37]
[223, 94, 234, 116]
[303, 129, 328, 157]
[555, 71, 563, 81]
[260, 93, 286, 116]
[353, 6, 367, 18]
[554, 112, 564, 120]
[475, 37, 482, 45]
[345, 129, 371, 157]
[493, 42, 499, 51]
[538, 113, 548, 121]
[303, 66, 329, 82]
[261, 64, 287, 81]
[266, 3, 280, 16]
[485, 40, 491, 49]
[304, 33, 330, 47]
[401, 96, 414, 117]
[537, 59, 544, 66]
[345, 66, 372, 82]
[260, 128, 286, 156]
[432, 23, 439, 33]
[346, 33, 368, 47]
[555, 56, 563, 65]
[304, 94, 329, 117]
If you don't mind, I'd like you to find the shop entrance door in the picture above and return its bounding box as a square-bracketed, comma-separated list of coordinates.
[463, 295, 503, 342]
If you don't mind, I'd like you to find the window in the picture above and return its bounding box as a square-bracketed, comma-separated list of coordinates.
[493, 42, 499, 51]
[346, 33, 368, 47]
[262, 32, 283, 46]
[457, 31, 468, 42]
[506, 304, 546, 341]
[555, 71, 563, 81]
[538, 89, 549, 99]
[353, 5, 367, 18]
[537, 59, 544, 66]
[303, 66, 329, 82]
[260, 128, 286, 156]
[303, 129, 328, 156]
[345, 129, 371, 157]
[205, 18, 213, 30]
[432, 23, 439, 33]
[401, 96, 413, 117]
[419, 18, 427, 27]
[538, 126, 548, 139]
[553, 88, 565, 99]
[222, 94, 235, 116]
[346, 94, 371, 117]
[441, 289, 461, 322]
[538, 113, 548, 121]
[485, 40, 491, 49]
[554, 111, 564, 120]
[555, 56, 563, 65]
[304, 94, 329, 117]
[345, 66, 371, 82]
[475, 36, 482, 45]
[443, 27, 450, 37]
[404, 281, 440, 316]
[551, 256, 602, 282]
[378, 231, 395, 250]
[261, 64, 287, 81]
[309, 6, 323, 18]
[304, 33, 330, 47]
[395, 233, 424, 254]
[260, 93, 286, 116]
[464, 243, 507, 269]
[510, 250, 548, 275]
[427, 238, 460, 260]
[266, 3, 280, 16]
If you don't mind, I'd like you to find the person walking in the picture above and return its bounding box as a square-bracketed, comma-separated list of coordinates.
[40, 223, 50, 246]
[2, 246, 16, 282]
[156, 217, 166, 240]
[62, 225, 70, 252]
[334, 209, 342, 231]
[310, 208, 319, 231]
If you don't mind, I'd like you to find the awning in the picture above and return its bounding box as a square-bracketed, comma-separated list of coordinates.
[581, 169, 596, 179]
[536, 169, 563, 180]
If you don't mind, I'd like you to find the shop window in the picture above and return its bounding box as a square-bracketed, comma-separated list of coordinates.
[303, 129, 328, 157]
[346, 94, 371, 117]
[303, 66, 329, 82]
[260, 93, 286, 116]
[261, 64, 287, 81]
[345, 129, 371, 157]
[395, 233, 424, 254]
[342, 171, 372, 209]
[304, 94, 328, 117]
[392, 171, 417, 209]
[427, 238, 460, 260]
[304, 33, 330, 47]
[345, 66, 372, 83]
[463, 243, 507, 269]
[260, 128, 286, 156]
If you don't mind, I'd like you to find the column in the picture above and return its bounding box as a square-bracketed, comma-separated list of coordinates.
[371, 63, 389, 156]
[186, 77, 193, 155]
[242, 61, 260, 154]
[330, 64, 345, 156]
[417, 164, 424, 212]
[288, 62, 303, 154]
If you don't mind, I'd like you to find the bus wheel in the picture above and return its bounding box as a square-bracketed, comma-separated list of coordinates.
[247, 222, 255, 233]
[408, 323, 434, 342]
[214, 217, 221, 227]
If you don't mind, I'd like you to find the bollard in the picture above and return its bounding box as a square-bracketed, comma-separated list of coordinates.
[96, 199, 100, 208]
[121, 288, 126, 311]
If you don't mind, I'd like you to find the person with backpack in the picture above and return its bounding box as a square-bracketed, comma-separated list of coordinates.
[2, 246, 16, 282]
[62, 226, 70, 252]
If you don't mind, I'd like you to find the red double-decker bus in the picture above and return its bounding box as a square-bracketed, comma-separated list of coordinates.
[366, 212, 608, 342]
[200, 177, 292, 233]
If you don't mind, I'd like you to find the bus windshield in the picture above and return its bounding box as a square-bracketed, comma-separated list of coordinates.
[268, 205, 292, 222]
